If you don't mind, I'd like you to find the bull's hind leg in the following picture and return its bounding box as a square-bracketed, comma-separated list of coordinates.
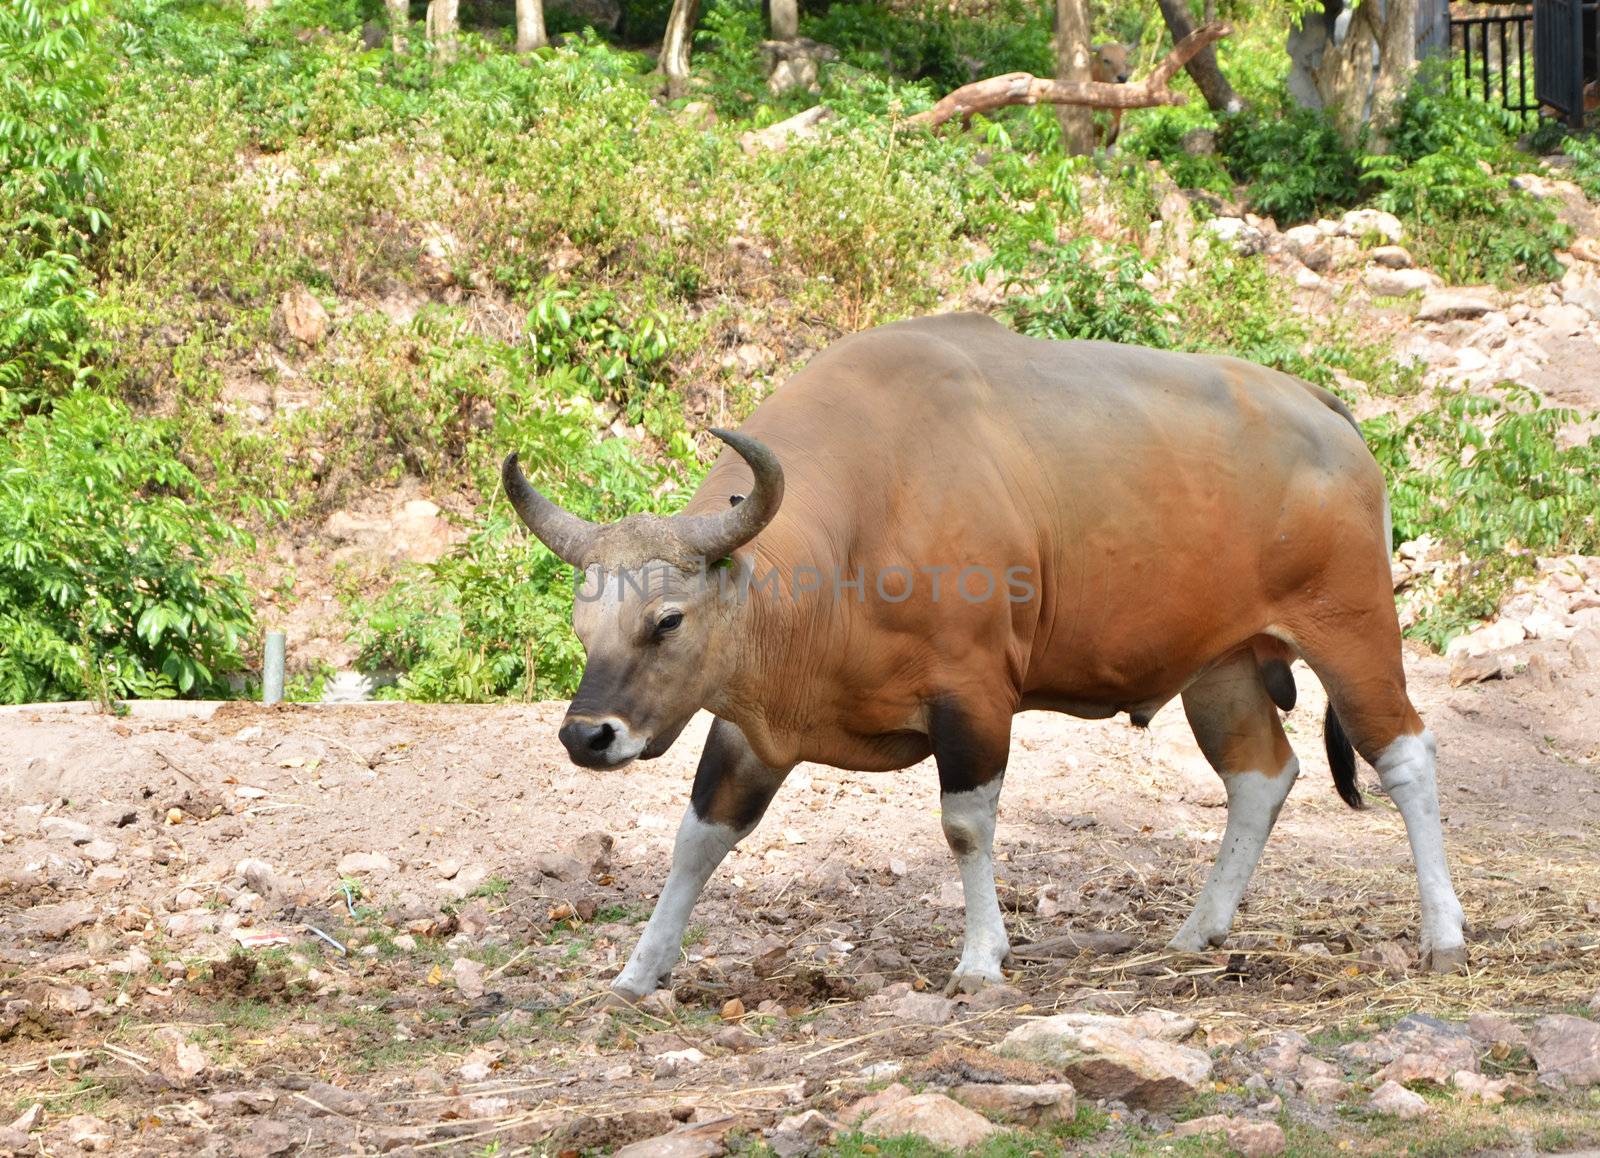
[612, 718, 791, 1000]
[1293, 628, 1467, 972]
[1169, 652, 1299, 951]
[928, 698, 1012, 994]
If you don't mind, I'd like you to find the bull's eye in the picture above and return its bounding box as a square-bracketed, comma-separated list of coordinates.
[655, 610, 684, 637]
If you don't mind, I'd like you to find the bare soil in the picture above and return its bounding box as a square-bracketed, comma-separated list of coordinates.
[2, 643, 1598, 1155]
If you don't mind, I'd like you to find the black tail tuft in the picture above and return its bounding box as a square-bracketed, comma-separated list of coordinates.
[1261, 659, 1297, 712]
[1324, 703, 1363, 809]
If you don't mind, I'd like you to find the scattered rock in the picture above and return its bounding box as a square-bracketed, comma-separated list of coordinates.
[1535, 301, 1589, 335]
[949, 1082, 1075, 1127]
[1228, 1119, 1288, 1157]
[1446, 618, 1526, 658]
[1369, 1079, 1430, 1118]
[237, 1119, 297, 1158]
[1529, 1014, 1600, 1088]
[534, 831, 614, 881]
[994, 1011, 1210, 1110]
[768, 1110, 838, 1158]
[22, 901, 95, 939]
[87, 864, 128, 891]
[1449, 651, 1504, 687]
[841, 1082, 911, 1125]
[1339, 208, 1404, 242]
[1468, 1012, 1528, 1048]
[1417, 290, 1496, 321]
[279, 287, 329, 348]
[739, 106, 832, 154]
[677, 100, 717, 129]
[1346, 1015, 1478, 1086]
[860, 1092, 998, 1151]
[1364, 266, 1437, 296]
[1204, 217, 1266, 256]
[1370, 244, 1413, 268]
[613, 1121, 732, 1158]
[66, 1115, 114, 1151]
[9, 1106, 42, 1134]
[890, 991, 954, 1025]
[39, 817, 94, 844]
[336, 851, 394, 876]
[654, 1048, 708, 1079]
[452, 957, 485, 1000]
[1452, 1070, 1519, 1103]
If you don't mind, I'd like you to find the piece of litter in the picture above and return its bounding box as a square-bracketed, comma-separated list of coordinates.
[232, 928, 295, 949]
[302, 924, 348, 955]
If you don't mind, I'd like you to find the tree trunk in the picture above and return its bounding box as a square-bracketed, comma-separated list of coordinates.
[516, 0, 547, 51]
[659, 0, 701, 99]
[1292, 0, 1419, 149]
[769, 0, 797, 42]
[1054, 0, 1093, 153]
[426, 0, 458, 61]
[386, 0, 407, 54]
[1154, 0, 1239, 113]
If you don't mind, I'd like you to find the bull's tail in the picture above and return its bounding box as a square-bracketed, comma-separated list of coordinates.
[1324, 702, 1363, 809]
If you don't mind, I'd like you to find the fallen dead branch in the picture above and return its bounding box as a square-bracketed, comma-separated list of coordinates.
[906, 22, 1231, 130]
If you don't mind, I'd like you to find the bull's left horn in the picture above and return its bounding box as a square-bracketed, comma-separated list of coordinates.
[502, 452, 601, 566]
[675, 428, 785, 559]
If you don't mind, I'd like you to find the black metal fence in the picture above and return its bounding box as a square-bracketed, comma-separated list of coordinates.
[1451, 2, 1539, 121]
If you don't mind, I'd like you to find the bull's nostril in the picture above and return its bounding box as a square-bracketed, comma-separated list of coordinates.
[587, 723, 615, 752]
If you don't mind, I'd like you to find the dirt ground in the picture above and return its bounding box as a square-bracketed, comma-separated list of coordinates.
[2, 643, 1599, 1157]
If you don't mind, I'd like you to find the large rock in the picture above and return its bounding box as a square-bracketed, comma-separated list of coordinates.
[1339, 208, 1404, 242]
[739, 106, 831, 155]
[1445, 618, 1525, 659]
[993, 1011, 1210, 1110]
[1204, 216, 1266, 256]
[860, 1093, 998, 1150]
[1530, 1015, 1600, 1088]
[949, 1082, 1075, 1127]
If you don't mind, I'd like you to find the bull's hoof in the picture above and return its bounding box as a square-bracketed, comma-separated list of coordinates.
[607, 974, 670, 1005]
[1421, 943, 1468, 974]
[944, 969, 1004, 996]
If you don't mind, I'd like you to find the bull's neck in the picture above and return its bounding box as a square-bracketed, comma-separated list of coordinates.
[706, 519, 843, 769]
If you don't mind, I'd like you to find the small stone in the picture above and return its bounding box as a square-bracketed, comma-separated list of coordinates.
[280, 286, 329, 347]
[1535, 301, 1589, 335]
[1294, 266, 1324, 289]
[452, 957, 485, 1000]
[1339, 208, 1404, 242]
[1204, 217, 1266, 256]
[40, 817, 95, 844]
[613, 1122, 730, 1158]
[1369, 1079, 1430, 1118]
[1446, 618, 1526, 658]
[891, 991, 954, 1025]
[1467, 1012, 1528, 1048]
[1228, 1119, 1287, 1157]
[79, 840, 116, 862]
[1450, 652, 1504, 687]
[993, 1011, 1210, 1110]
[654, 1048, 708, 1079]
[768, 1110, 838, 1158]
[336, 851, 394, 876]
[860, 1092, 998, 1151]
[236, 858, 281, 899]
[949, 1082, 1075, 1127]
[88, 865, 128, 891]
[67, 1115, 114, 1151]
[842, 1082, 911, 1125]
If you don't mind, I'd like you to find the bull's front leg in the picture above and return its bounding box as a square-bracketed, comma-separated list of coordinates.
[612, 718, 791, 1000]
[928, 698, 1013, 995]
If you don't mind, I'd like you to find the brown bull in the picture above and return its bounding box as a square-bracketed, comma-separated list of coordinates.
[503, 313, 1465, 999]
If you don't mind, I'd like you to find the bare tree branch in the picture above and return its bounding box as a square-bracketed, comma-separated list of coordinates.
[906, 22, 1232, 131]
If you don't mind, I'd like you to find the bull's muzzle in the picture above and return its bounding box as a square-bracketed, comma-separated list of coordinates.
[559, 713, 646, 769]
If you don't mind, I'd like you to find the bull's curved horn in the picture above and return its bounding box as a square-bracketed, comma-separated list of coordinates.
[675, 428, 784, 560]
[501, 452, 600, 566]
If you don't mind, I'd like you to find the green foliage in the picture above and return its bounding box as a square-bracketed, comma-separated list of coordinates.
[0, 0, 110, 406]
[1365, 72, 1568, 285]
[352, 415, 680, 701]
[975, 235, 1170, 347]
[1218, 101, 1365, 224]
[0, 393, 258, 703]
[804, 0, 1051, 94]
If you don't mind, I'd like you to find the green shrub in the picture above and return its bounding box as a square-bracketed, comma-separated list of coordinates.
[975, 235, 1170, 346]
[0, 0, 110, 407]
[1218, 101, 1365, 224]
[351, 407, 682, 701]
[1364, 76, 1568, 285]
[0, 393, 258, 703]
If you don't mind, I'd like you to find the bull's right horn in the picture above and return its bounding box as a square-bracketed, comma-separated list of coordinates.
[501, 452, 601, 567]
[673, 428, 785, 561]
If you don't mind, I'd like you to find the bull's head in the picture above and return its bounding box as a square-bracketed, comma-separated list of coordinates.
[501, 430, 784, 769]
[1091, 41, 1130, 84]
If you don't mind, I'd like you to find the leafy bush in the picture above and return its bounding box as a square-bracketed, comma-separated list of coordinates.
[975, 235, 1170, 346]
[1217, 102, 1365, 224]
[352, 409, 682, 701]
[804, 0, 1051, 93]
[0, 0, 110, 407]
[1364, 76, 1567, 285]
[0, 394, 258, 703]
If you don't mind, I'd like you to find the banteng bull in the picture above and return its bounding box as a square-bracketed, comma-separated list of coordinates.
[502, 313, 1466, 999]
